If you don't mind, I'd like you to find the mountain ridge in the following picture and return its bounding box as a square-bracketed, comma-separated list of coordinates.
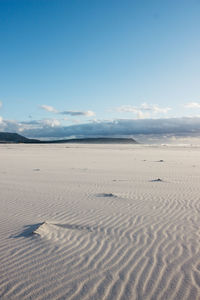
[0, 132, 138, 144]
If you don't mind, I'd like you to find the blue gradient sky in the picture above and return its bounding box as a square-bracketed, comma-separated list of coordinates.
[0, 0, 200, 141]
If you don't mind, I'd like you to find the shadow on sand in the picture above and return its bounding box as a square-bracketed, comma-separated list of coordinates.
[10, 222, 44, 238]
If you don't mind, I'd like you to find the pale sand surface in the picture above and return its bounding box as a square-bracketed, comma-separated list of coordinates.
[0, 144, 200, 300]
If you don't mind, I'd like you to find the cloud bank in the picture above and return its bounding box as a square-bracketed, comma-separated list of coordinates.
[1, 117, 200, 143]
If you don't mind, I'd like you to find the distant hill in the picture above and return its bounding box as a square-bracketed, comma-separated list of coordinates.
[54, 138, 138, 144]
[0, 132, 39, 143]
[0, 132, 138, 144]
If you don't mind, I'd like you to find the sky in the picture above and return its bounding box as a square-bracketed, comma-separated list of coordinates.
[0, 0, 200, 143]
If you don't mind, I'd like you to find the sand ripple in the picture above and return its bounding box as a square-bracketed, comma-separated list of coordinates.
[1, 144, 200, 299]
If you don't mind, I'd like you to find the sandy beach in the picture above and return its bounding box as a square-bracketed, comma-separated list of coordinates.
[1, 144, 200, 300]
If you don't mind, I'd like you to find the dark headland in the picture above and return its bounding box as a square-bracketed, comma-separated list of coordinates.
[0, 132, 138, 144]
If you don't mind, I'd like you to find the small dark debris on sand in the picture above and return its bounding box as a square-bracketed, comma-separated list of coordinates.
[113, 179, 128, 182]
[96, 193, 117, 198]
[33, 168, 40, 171]
[156, 160, 164, 162]
[150, 178, 163, 182]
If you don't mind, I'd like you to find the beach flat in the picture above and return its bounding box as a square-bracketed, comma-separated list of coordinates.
[0, 143, 200, 299]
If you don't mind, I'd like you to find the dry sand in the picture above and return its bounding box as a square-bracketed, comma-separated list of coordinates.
[0, 144, 200, 300]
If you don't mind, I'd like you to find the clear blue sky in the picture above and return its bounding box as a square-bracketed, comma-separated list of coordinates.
[0, 0, 200, 141]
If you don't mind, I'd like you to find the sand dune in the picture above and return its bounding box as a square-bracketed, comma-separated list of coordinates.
[0, 144, 200, 299]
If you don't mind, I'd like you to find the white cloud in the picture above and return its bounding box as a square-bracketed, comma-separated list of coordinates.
[41, 119, 61, 127]
[117, 103, 171, 119]
[59, 110, 95, 117]
[40, 105, 58, 113]
[184, 102, 200, 109]
[117, 106, 140, 114]
[151, 105, 171, 114]
[117, 106, 150, 119]
[40, 104, 95, 117]
[140, 103, 171, 114]
[0, 118, 61, 134]
[86, 110, 95, 117]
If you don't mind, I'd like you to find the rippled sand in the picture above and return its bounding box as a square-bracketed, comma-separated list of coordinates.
[0, 144, 200, 300]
